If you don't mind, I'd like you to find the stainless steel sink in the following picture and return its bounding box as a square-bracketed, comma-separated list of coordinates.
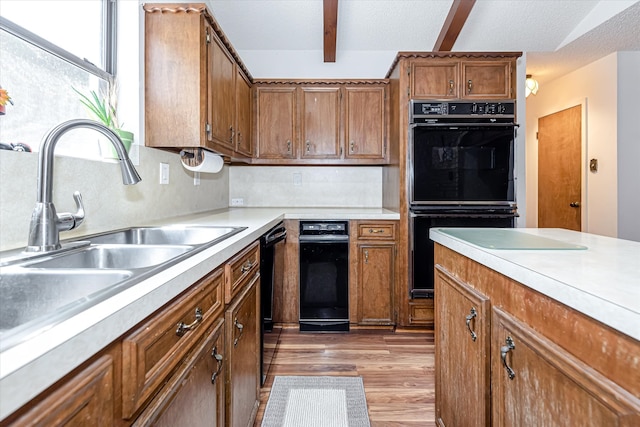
[25, 244, 194, 269]
[0, 269, 133, 331]
[87, 225, 243, 246]
[0, 224, 247, 351]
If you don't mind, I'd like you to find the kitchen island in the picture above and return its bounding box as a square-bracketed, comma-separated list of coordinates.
[430, 227, 640, 426]
[0, 207, 398, 422]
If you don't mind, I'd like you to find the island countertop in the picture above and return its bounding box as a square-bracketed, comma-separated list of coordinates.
[429, 227, 640, 342]
[0, 207, 399, 420]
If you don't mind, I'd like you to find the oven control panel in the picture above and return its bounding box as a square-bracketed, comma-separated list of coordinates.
[411, 100, 515, 118]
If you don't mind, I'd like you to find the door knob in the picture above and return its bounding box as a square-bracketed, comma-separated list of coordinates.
[569, 202, 580, 208]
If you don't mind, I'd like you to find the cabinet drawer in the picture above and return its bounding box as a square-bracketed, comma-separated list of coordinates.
[121, 268, 224, 419]
[225, 240, 260, 303]
[356, 222, 396, 240]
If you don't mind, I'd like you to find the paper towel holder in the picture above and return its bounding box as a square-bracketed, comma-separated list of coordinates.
[180, 148, 203, 167]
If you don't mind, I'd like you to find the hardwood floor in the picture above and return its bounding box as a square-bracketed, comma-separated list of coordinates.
[254, 328, 435, 426]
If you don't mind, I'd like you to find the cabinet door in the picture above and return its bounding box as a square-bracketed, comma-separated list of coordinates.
[344, 87, 386, 160]
[256, 88, 297, 159]
[10, 356, 114, 426]
[461, 61, 512, 99]
[300, 87, 341, 159]
[210, 34, 236, 150]
[235, 69, 252, 157]
[144, 9, 209, 149]
[121, 268, 224, 419]
[410, 61, 459, 99]
[225, 273, 260, 427]
[133, 318, 226, 427]
[435, 266, 490, 427]
[491, 307, 640, 426]
[357, 243, 395, 325]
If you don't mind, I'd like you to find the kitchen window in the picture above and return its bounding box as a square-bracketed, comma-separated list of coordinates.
[0, 0, 118, 159]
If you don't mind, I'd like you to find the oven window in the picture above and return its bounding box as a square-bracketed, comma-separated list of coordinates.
[411, 126, 515, 203]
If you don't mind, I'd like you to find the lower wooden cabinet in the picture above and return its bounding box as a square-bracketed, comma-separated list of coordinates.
[350, 221, 397, 326]
[6, 355, 114, 427]
[434, 244, 640, 426]
[133, 318, 226, 426]
[435, 266, 490, 427]
[491, 307, 640, 426]
[225, 271, 260, 427]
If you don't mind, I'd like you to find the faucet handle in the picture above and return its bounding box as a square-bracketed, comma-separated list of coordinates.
[57, 191, 85, 232]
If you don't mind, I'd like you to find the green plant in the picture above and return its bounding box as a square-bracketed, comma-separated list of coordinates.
[73, 87, 120, 130]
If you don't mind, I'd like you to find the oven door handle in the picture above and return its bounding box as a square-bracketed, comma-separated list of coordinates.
[411, 122, 518, 128]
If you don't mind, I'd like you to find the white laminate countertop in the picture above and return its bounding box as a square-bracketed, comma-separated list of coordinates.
[0, 207, 399, 420]
[429, 227, 640, 342]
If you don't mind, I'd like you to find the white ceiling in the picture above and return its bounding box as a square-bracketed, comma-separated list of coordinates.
[206, 0, 640, 83]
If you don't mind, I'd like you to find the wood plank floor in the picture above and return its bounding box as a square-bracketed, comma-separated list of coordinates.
[254, 328, 435, 426]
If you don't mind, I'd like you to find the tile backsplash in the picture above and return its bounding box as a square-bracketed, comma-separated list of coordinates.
[229, 166, 382, 207]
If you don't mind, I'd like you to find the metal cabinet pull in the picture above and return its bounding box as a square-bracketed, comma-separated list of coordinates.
[286, 140, 292, 153]
[210, 346, 223, 385]
[368, 228, 384, 234]
[364, 249, 369, 264]
[176, 307, 203, 337]
[449, 79, 454, 94]
[306, 140, 311, 153]
[233, 318, 244, 347]
[241, 260, 254, 274]
[465, 307, 478, 342]
[569, 201, 581, 208]
[500, 336, 516, 380]
[229, 126, 234, 143]
[350, 140, 355, 153]
[467, 79, 473, 94]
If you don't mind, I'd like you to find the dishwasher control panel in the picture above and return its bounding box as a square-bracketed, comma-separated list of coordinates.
[300, 221, 348, 235]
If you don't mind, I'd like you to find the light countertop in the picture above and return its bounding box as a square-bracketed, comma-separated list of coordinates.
[429, 227, 640, 342]
[0, 207, 399, 420]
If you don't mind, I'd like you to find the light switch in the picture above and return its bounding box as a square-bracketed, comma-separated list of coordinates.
[159, 162, 170, 184]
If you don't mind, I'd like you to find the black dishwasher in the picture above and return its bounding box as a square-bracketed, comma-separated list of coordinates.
[299, 221, 349, 332]
[260, 222, 286, 384]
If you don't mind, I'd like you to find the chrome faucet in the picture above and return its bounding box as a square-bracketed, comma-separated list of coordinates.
[26, 119, 142, 252]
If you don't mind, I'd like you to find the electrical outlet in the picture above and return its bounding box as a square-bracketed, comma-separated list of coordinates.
[293, 172, 302, 186]
[159, 163, 170, 185]
[231, 198, 244, 206]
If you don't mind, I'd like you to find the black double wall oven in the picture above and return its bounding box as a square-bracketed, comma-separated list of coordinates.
[409, 100, 518, 298]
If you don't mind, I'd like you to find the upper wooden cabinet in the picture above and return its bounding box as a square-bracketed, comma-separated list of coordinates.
[255, 87, 297, 159]
[253, 81, 389, 165]
[390, 52, 520, 100]
[300, 87, 341, 159]
[344, 86, 386, 160]
[410, 58, 515, 99]
[143, 4, 252, 160]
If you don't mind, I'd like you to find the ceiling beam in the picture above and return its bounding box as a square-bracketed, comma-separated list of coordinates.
[323, 0, 338, 62]
[433, 0, 476, 51]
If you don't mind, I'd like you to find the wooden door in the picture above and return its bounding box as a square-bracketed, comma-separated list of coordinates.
[300, 87, 341, 159]
[461, 61, 512, 99]
[491, 307, 640, 426]
[538, 105, 582, 230]
[225, 276, 260, 427]
[210, 34, 235, 149]
[435, 266, 491, 427]
[255, 88, 296, 159]
[410, 60, 459, 98]
[357, 244, 395, 325]
[134, 319, 225, 427]
[345, 87, 386, 160]
[9, 356, 114, 426]
[235, 69, 252, 157]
